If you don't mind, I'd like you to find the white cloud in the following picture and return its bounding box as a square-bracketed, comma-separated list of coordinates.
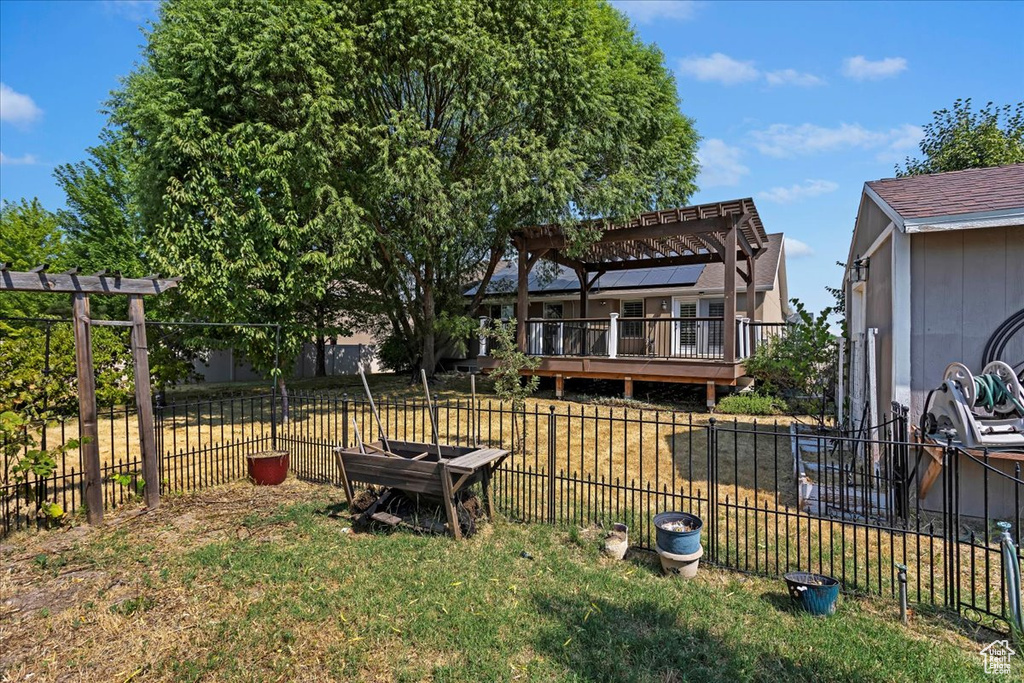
[611, 1, 700, 23]
[750, 122, 922, 158]
[842, 55, 908, 81]
[784, 237, 815, 258]
[678, 53, 760, 86]
[0, 83, 42, 126]
[764, 69, 825, 87]
[677, 54, 824, 88]
[697, 139, 749, 188]
[0, 151, 41, 165]
[758, 179, 839, 204]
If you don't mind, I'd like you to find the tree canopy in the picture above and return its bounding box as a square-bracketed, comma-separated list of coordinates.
[898, 99, 1024, 176]
[114, 0, 699, 375]
[0, 199, 66, 327]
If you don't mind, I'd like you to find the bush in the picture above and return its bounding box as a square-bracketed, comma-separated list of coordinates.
[744, 299, 837, 400]
[716, 392, 787, 416]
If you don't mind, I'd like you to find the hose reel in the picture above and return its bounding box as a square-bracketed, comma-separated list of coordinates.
[922, 361, 1024, 450]
[943, 361, 1024, 416]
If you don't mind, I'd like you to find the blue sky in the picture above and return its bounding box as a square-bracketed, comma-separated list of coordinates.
[2, 0, 1023, 312]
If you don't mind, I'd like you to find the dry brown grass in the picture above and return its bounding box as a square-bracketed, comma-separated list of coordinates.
[0, 478, 997, 682]
[8, 385, 1013, 627]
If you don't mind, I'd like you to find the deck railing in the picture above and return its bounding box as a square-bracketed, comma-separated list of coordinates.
[492, 316, 772, 361]
[476, 316, 791, 362]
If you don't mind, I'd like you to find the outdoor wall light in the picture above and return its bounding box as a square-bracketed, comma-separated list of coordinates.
[851, 256, 870, 283]
[661, 299, 668, 311]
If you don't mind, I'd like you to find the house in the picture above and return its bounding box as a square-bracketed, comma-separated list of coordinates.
[843, 163, 1024, 518]
[465, 198, 790, 404]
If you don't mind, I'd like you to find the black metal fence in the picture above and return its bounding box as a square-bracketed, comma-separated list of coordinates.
[3, 390, 1022, 635]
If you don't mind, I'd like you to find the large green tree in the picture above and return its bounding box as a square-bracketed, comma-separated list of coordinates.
[898, 99, 1024, 176]
[116, 0, 699, 376]
[0, 199, 67, 327]
[54, 130, 147, 281]
[115, 0, 360, 383]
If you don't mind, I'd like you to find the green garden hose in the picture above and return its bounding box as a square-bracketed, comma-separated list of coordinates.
[973, 373, 1024, 414]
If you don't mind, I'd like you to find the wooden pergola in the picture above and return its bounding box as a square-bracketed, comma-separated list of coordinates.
[511, 198, 769, 363]
[0, 266, 180, 525]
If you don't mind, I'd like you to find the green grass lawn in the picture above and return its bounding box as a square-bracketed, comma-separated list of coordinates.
[0, 479, 1007, 682]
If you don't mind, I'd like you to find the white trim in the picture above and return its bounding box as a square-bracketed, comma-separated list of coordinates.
[891, 228, 911, 409]
[904, 207, 1024, 233]
[863, 185, 906, 231]
[672, 296, 699, 356]
[866, 328, 880, 470]
[862, 222, 894, 259]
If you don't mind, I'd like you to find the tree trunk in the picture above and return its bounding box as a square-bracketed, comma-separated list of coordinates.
[314, 306, 327, 377]
[278, 376, 290, 425]
[315, 336, 327, 377]
[421, 264, 436, 377]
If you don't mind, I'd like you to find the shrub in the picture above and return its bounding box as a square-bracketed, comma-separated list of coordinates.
[716, 392, 787, 416]
[744, 299, 837, 400]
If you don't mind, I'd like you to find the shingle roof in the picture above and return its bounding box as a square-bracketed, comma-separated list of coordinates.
[866, 164, 1024, 220]
[693, 232, 784, 291]
[465, 233, 784, 297]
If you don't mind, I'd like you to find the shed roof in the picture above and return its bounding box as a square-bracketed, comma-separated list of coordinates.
[866, 164, 1024, 220]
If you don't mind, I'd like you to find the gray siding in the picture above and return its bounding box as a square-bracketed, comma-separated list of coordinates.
[910, 224, 1024, 416]
[849, 194, 892, 260]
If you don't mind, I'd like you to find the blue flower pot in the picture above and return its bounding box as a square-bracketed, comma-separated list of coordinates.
[784, 572, 840, 616]
[654, 511, 703, 555]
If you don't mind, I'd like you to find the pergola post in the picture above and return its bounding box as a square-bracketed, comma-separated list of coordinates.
[723, 221, 738, 363]
[129, 295, 160, 510]
[575, 268, 589, 318]
[746, 253, 757, 353]
[72, 293, 103, 525]
[1, 269, 180, 526]
[515, 240, 530, 352]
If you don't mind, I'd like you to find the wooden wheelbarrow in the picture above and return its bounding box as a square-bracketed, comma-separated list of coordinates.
[334, 439, 509, 539]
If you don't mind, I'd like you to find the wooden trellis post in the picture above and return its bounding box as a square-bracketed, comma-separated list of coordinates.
[0, 266, 180, 524]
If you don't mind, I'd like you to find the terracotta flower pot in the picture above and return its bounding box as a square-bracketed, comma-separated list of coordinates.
[247, 450, 289, 485]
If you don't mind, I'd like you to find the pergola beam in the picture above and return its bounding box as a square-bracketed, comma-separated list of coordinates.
[576, 249, 749, 273]
[0, 271, 180, 295]
[519, 215, 731, 252]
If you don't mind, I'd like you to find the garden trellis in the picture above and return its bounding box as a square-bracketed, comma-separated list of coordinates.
[0, 264, 179, 524]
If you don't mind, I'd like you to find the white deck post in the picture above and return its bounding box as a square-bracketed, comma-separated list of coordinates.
[737, 317, 749, 359]
[478, 317, 489, 357]
[608, 313, 619, 359]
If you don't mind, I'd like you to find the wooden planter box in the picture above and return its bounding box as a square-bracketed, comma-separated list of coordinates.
[334, 440, 509, 538]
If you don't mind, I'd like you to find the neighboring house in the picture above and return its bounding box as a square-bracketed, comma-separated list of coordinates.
[461, 199, 790, 403]
[843, 163, 1024, 517]
[196, 332, 380, 383]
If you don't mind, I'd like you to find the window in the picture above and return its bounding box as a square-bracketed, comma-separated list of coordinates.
[543, 303, 563, 319]
[621, 300, 644, 338]
[489, 304, 514, 321]
[707, 300, 725, 347]
[677, 301, 697, 346]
